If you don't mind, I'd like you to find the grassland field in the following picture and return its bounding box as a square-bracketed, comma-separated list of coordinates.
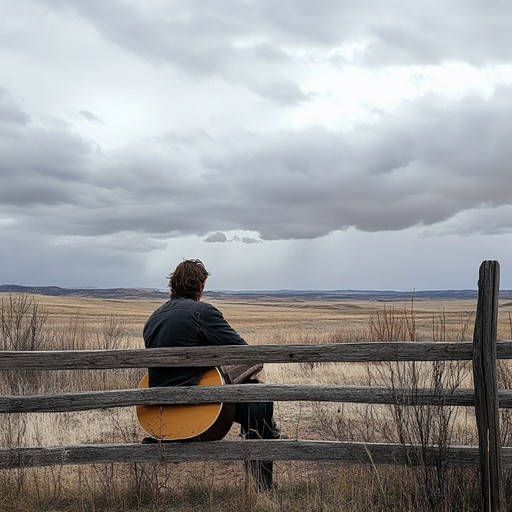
[2, 293, 512, 511]
[21, 293, 498, 342]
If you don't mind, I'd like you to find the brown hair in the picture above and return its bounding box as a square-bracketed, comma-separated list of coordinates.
[168, 259, 210, 300]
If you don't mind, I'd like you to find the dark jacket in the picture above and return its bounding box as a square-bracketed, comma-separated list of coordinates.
[143, 297, 247, 387]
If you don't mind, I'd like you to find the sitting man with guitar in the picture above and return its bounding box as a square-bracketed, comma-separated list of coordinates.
[141, 259, 285, 490]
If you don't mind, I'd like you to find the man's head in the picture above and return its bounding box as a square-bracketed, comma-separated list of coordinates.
[168, 259, 210, 300]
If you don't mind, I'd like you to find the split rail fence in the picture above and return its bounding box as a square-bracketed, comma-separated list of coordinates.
[0, 260, 509, 511]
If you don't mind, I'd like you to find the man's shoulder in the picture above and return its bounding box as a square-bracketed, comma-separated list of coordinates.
[149, 297, 221, 317]
[149, 297, 195, 316]
[178, 299, 224, 320]
[193, 299, 220, 314]
[167, 297, 218, 313]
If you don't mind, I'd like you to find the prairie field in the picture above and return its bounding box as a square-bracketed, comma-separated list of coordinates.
[2, 292, 512, 511]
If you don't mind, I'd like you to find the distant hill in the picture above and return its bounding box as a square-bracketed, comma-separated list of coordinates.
[2, 284, 512, 301]
[206, 289, 512, 301]
[0, 284, 168, 300]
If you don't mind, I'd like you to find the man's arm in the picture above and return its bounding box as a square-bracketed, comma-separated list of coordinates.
[198, 303, 248, 346]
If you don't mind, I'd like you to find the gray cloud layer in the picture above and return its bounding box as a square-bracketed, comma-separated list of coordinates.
[39, 0, 512, 104]
[63, 1, 512, 60]
[2, 84, 511, 245]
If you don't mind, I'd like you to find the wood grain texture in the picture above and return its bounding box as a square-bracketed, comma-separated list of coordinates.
[0, 342, 484, 370]
[473, 260, 503, 512]
[8, 385, 512, 413]
[4, 440, 512, 469]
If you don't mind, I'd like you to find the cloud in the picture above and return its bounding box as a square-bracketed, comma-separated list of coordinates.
[42, 0, 311, 105]
[0, 87, 30, 135]
[205, 232, 262, 244]
[40, 0, 510, 115]
[251, 79, 311, 105]
[204, 232, 227, 243]
[0, 95, 95, 211]
[79, 110, 104, 124]
[2, 85, 512, 246]
[48, 1, 512, 73]
[429, 205, 512, 237]
[361, 2, 512, 66]
[239, 237, 262, 244]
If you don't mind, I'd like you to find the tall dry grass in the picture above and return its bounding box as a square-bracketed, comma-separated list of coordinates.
[1, 293, 512, 511]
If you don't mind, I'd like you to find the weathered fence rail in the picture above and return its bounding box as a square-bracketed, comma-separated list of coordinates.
[5, 440, 506, 469]
[0, 341, 505, 369]
[0, 260, 508, 511]
[4, 384, 510, 413]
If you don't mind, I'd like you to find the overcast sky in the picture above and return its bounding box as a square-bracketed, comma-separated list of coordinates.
[1, 0, 512, 291]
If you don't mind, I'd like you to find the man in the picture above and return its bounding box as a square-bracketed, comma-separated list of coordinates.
[143, 259, 284, 490]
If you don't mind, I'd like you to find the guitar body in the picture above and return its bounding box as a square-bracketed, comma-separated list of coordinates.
[136, 367, 235, 442]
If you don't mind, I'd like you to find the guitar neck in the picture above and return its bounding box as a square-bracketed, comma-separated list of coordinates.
[222, 364, 264, 384]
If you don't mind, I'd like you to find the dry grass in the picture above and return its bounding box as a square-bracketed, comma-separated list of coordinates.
[2, 293, 512, 511]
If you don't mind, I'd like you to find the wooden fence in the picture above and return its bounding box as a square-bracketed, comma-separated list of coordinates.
[0, 260, 508, 511]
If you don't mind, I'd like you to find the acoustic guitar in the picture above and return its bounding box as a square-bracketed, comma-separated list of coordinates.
[136, 367, 235, 442]
[136, 364, 263, 442]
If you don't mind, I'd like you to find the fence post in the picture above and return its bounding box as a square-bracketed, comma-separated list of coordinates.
[473, 260, 503, 512]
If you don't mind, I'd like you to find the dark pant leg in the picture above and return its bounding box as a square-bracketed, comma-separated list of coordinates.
[234, 400, 278, 490]
[234, 401, 279, 439]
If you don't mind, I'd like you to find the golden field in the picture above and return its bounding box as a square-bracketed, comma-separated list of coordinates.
[2, 292, 512, 511]
[16, 292, 500, 344]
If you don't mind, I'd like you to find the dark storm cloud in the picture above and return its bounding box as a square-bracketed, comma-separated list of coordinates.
[2, 84, 512, 244]
[224, 90, 512, 239]
[0, 90, 95, 210]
